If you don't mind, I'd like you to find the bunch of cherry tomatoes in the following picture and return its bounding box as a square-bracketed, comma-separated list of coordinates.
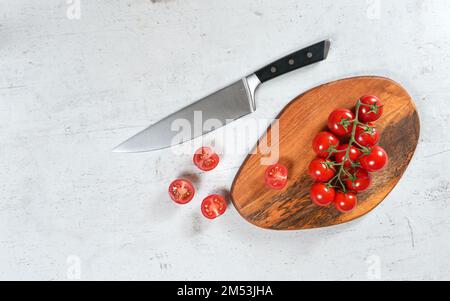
[168, 146, 227, 219]
[309, 95, 388, 213]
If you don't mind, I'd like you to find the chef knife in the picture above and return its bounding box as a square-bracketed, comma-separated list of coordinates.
[113, 40, 330, 153]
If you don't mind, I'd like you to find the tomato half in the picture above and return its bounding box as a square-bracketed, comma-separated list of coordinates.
[333, 191, 357, 213]
[333, 144, 361, 167]
[327, 108, 355, 136]
[359, 146, 388, 172]
[264, 163, 288, 190]
[193, 146, 219, 171]
[201, 194, 227, 219]
[312, 131, 340, 158]
[308, 158, 336, 182]
[358, 95, 383, 122]
[310, 183, 335, 207]
[355, 123, 379, 147]
[168, 179, 195, 204]
[344, 168, 371, 192]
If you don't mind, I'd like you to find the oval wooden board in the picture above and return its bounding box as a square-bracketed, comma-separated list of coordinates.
[231, 76, 420, 230]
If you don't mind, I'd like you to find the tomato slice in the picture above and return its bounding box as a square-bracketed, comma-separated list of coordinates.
[201, 194, 227, 219]
[264, 163, 288, 190]
[193, 147, 220, 171]
[168, 179, 195, 204]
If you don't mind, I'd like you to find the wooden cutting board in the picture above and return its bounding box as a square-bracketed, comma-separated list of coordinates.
[230, 76, 420, 230]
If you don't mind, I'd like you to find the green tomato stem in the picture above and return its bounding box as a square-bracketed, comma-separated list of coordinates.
[326, 100, 363, 191]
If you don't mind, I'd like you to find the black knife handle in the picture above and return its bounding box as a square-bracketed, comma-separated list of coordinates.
[254, 40, 330, 83]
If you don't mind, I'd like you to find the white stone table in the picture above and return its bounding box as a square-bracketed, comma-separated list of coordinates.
[1, 0, 449, 280]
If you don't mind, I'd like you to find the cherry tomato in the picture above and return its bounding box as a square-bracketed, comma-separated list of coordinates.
[359, 146, 388, 172]
[333, 191, 357, 213]
[193, 146, 220, 171]
[201, 194, 227, 219]
[333, 144, 361, 167]
[327, 108, 355, 136]
[264, 163, 288, 190]
[312, 131, 340, 158]
[358, 95, 383, 122]
[355, 123, 379, 147]
[345, 168, 371, 192]
[310, 183, 335, 207]
[308, 158, 336, 182]
[168, 179, 195, 204]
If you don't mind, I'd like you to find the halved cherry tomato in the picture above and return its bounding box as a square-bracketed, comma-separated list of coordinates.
[359, 146, 388, 172]
[358, 95, 383, 122]
[327, 108, 355, 136]
[312, 131, 340, 158]
[201, 194, 227, 219]
[168, 179, 195, 204]
[310, 183, 335, 207]
[308, 158, 336, 182]
[345, 168, 371, 192]
[333, 191, 357, 213]
[264, 163, 288, 190]
[355, 123, 379, 147]
[333, 144, 361, 167]
[193, 146, 219, 171]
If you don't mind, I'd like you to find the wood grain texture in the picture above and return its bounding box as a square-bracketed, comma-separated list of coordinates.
[231, 76, 420, 230]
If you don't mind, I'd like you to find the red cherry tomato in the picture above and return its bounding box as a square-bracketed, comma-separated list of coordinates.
[327, 108, 355, 136]
[345, 168, 372, 192]
[333, 144, 361, 167]
[168, 179, 195, 204]
[333, 191, 357, 213]
[355, 123, 379, 147]
[308, 158, 336, 182]
[312, 132, 340, 158]
[264, 163, 288, 190]
[193, 146, 220, 171]
[310, 183, 335, 207]
[359, 146, 388, 172]
[358, 95, 383, 122]
[201, 194, 227, 219]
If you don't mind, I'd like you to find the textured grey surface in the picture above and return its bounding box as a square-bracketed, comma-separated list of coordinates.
[1, 0, 450, 280]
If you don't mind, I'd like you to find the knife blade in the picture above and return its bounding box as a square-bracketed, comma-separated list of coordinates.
[113, 40, 330, 153]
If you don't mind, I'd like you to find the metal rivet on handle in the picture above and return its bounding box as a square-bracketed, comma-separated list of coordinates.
[307, 52, 313, 58]
[288, 59, 295, 65]
[270, 66, 277, 73]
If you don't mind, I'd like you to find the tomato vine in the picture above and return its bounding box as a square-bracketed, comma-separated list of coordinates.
[325, 100, 372, 192]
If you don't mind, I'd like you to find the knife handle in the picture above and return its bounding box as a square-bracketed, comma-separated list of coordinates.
[254, 40, 330, 83]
